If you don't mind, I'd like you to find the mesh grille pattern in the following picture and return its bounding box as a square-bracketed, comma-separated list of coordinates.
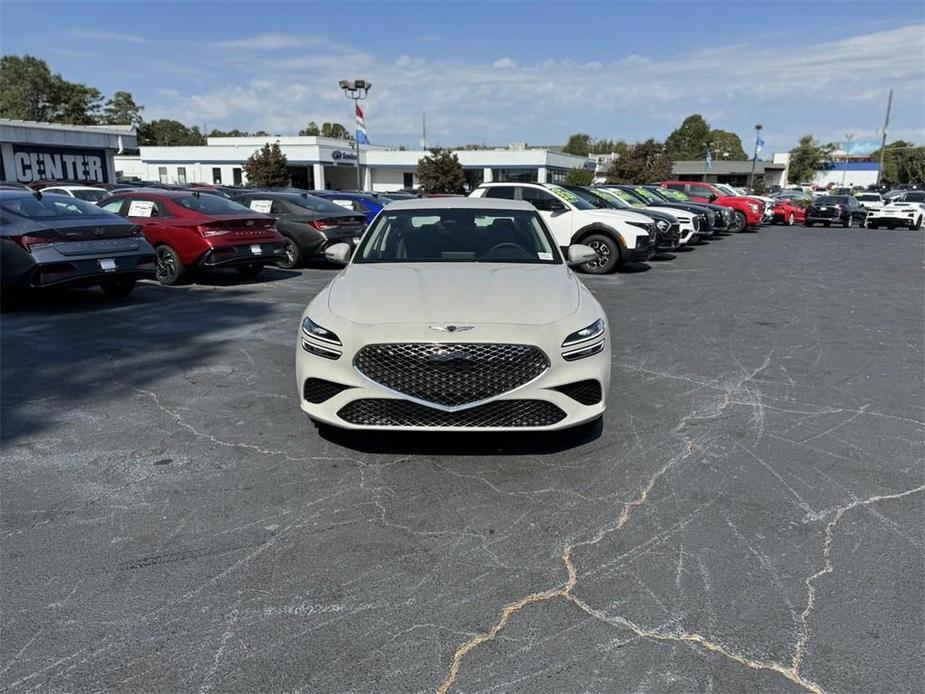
[354, 343, 549, 407]
[303, 378, 353, 404]
[553, 380, 603, 405]
[337, 399, 566, 428]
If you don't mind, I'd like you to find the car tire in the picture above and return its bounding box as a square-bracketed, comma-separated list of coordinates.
[236, 263, 264, 279]
[731, 211, 747, 232]
[100, 278, 137, 298]
[277, 238, 302, 269]
[914, 216, 923, 230]
[843, 217, 851, 228]
[788, 213, 795, 226]
[868, 222, 878, 230]
[581, 234, 621, 274]
[154, 245, 185, 285]
[887, 224, 895, 230]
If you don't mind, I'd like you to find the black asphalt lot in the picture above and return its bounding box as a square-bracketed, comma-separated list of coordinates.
[2, 227, 923, 694]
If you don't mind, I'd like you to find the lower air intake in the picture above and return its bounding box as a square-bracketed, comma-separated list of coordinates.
[553, 380, 603, 405]
[303, 378, 353, 404]
[337, 399, 566, 428]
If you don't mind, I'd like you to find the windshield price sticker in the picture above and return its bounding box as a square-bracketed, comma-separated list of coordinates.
[127, 200, 154, 217]
[250, 200, 273, 214]
[550, 186, 579, 203]
[537, 252, 553, 260]
[332, 200, 354, 209]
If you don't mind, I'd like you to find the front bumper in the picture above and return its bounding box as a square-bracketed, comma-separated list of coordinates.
[197, 242, 288, 268]
[867, 214, 917, 227]
[297, 332, 610, 432]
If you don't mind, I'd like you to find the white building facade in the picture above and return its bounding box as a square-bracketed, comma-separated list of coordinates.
[1, 119, 136, 184]
[114, 136, 595, 192]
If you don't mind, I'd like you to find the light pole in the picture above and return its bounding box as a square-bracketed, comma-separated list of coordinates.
[748, 124, 763, 190]
[841, 133, 854, 187]
[338, 79, 371, 190]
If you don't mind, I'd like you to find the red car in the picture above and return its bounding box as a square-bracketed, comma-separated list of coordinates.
[98, 190, 287, 284]
[660, 181, 765, 232]
[770, 198, 806, 226]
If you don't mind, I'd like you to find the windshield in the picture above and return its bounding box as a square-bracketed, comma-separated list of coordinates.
[71, 189, 108, 202]
[354, 208, 560, 264]
[289, 194, 353, 214]
[715, 184, 738, 196]
[856, 194, 881, 201]
[815, 196, 849, 205]
[631, 187, 663, 203]
[1, 194, 113, 219]
[658, 189, 692, 202]
[175, 194, 252, 214]
[546, 185, 596, 210]
[902, 192, 925, 203]
[566, 187, 611, 208]
[598, 188, 642, 208]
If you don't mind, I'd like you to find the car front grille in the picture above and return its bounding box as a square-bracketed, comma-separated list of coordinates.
[337, 398, 566, 427]
[552, 380, 603, 405]
[354, 343, 549, 407]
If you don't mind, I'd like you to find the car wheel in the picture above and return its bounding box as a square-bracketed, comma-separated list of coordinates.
[581, 234, 621, 274]
[100, 278, 137, 298]
[887, 224, 895, 230]
[843, 216, 851, 228]
[914, 216, 923, 230]
[236, 263, 264, 279]
[277, 238, 302, 269]
[154, 245, 184, 285]
[731, 211, 747, 232]
[868, 222, 878, 230]
[788, 213, 795, 226]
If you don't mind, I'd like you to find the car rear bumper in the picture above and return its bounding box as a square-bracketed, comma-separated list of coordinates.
[20, 254, 155, 289]
[198, 242, 288, 268]
[867, 215, 917, 226]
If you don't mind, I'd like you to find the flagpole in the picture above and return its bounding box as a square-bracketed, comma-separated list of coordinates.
[749, 123, 763, 190]
[338, 79, 371, 191]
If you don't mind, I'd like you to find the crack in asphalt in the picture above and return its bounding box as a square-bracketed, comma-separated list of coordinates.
[435, 355, 924, 694]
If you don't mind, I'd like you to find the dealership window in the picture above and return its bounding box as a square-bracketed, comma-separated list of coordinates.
[484, 186, 515, 199]
[177, 167, 187, 185]
[491, 168, 538, 183]
[158, 167, 168, 184]
[403, 172, 414, 188]
[463, 169, 484, 192]
[233, 168, 243, 186]
[545, 167, 571, 184]
[212, 167, 222, 184]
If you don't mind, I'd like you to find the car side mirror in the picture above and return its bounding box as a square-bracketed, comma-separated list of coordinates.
[533, 199, 566, 213]
[708, 194, 718, 202]
[566, 244, 597, 266]
[325, 242, 352, 265]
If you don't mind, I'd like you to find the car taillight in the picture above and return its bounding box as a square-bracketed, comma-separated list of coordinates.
[197, 225, 230, 237]
[14, 232, 61, 251]
[307, 219, 338, 231]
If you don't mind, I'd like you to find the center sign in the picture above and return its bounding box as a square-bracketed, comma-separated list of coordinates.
[10, 144, 109, 183]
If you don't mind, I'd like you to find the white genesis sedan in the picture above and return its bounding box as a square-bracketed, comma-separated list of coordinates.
[296, 197, 611, 431]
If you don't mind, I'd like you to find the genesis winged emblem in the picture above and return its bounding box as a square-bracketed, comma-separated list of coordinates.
[429, 325, 475, 333]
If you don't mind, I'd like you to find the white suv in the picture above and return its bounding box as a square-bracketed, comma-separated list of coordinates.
[470, 182, 655, 273]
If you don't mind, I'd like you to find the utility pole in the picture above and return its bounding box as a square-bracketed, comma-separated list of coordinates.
[841, 133, 854, 186]
[421, 112, 427, 150]
[338, 79, 371, 190]
[876, 89, 893, 186]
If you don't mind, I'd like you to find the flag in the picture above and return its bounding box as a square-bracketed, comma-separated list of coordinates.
[705, 147, 713, 170]
[355, 103, 370, 144]
[754, 133, 765, 161]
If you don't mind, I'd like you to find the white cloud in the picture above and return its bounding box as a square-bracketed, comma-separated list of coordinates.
[70, 30, 147, 44]
[146, 24, 925, 147]
[210, 33, 329, 50]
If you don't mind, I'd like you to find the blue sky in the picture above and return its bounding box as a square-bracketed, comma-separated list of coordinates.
[2, 0, 924, 153]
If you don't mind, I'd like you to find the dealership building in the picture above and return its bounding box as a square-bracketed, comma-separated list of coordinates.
[113, 136, 596, 191]
[1, 118, 136, 184]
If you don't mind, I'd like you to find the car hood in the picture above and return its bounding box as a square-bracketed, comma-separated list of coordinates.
[328, 262, 580, 325]
[582, 208, 653, 224]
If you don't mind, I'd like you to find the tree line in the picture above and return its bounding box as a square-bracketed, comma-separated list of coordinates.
[0, 54, 354, 147]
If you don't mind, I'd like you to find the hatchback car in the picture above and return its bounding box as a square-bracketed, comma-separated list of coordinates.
[99, 191, 287, 284]
[230, 191, 366, 269]
[296, 198, 610, 431]
[1, 190, 154, 301]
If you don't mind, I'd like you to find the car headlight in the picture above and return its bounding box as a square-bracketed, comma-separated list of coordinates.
[748, 203, 761, 212]
[562, 319, 605, 348]
[302, 316, 341, 345]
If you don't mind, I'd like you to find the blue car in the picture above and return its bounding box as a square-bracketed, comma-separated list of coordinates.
[309, 191, 388, 225]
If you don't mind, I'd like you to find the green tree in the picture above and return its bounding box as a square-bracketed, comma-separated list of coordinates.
[871, 140, 925, 186]
[299, 121, 321, 136]
[590, 138, 622, 154]
[320, 122, 353, 140]
[0, 54, 102, 124]
[664, 114, 711, 160]
[563, 133, 592, 156]
[708, 129, 748, 161]
[605, 139, 673, 184]
[564, 168, 595, 185]
[137, 119, 206, 146]
[102, 90, 143, 125]
[416, 148, 466, 193]
[243, 142, 290, 187]
[787, 135, 834, 185]
[208, 128, 249, 137]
